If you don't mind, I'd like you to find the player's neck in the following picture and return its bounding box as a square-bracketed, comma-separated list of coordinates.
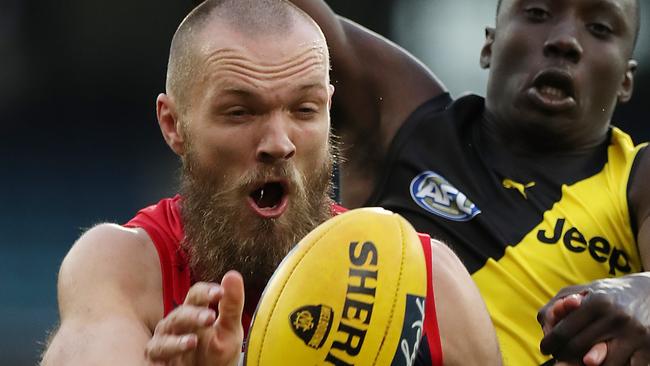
[480, 112, 607, 156]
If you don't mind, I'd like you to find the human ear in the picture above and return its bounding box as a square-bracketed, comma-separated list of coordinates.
[480, 27, 496, 69]
[327, 84, 335, 110]
[617, 59, 637, 103]
[156, 93, 185, 155]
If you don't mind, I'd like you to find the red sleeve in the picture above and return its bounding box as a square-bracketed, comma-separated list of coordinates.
[123, 196, 190, 316]
[331, 203, 348, 215]
[419, 233, 443, 366]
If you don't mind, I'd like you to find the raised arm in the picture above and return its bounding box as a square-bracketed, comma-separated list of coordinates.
[431, 240, 502, 365]
[631, 148, 650, 280]
[290, 0, 447, 206]
[41, 224, 162, 365]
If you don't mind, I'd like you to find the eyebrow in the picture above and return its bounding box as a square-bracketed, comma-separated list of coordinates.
[585, 0, 632, 35]
[538, 0, 628, 16]
[536, 0, 631, 32]
[588, 0, 627, 17]
[209, 82, 328, 105]
[217, 81, 327, 95]
[293, 82, 328, 93]
[219, 87, 255, 97]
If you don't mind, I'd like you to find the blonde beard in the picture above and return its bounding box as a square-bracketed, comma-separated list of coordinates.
[179, 148, 334, 293]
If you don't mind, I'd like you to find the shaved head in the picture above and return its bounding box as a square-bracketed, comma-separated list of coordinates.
[165, 0, 325, 113]
[156, 0, 335, 291]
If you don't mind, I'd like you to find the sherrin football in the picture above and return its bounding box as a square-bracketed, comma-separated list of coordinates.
[244, 207, 429, 366]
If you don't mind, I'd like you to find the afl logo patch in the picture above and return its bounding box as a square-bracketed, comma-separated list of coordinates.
[410, 171, 480, 221]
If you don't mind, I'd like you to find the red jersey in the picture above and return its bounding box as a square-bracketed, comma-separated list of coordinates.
[124, 196, 443, 366]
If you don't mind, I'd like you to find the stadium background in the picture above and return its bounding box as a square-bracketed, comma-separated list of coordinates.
[2, 1, 648, 364]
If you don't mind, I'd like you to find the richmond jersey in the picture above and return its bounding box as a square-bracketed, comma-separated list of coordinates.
[367, 93, 647, 365]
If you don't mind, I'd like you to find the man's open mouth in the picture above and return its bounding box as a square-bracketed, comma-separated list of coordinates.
[247, 181, 289, 218]
[528, 69, 577, 111]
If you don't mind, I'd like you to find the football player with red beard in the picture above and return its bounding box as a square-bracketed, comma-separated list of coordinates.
[40, 1, 500, 365]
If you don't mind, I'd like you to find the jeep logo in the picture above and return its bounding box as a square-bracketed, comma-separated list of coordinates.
[537, 218, 632, 275]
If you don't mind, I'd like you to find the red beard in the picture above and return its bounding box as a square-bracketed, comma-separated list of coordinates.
[180, 147, 334, 294]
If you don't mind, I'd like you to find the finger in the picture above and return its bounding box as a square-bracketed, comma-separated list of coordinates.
[538, 303, 553, 327]
[552, 294, 583, 322]
[540, 307, 597, 356]
[541, 291, 611, 357]
[630, 348, 650, 366]
[583, 342, 607, 366]
[544, 294, 585, 334]
[554, 286, 591, 300]
[145, 333, 197, 361]
[184, 282, 223, 307]
[155, 305, 216, 335]
[538, 291, 586, 327]
[215, 270, 245, 333]
[602, 338, 636, 366]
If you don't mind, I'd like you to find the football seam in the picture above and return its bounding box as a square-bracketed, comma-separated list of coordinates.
[255, 218, 341, 365]
[372, 214, 406, 365]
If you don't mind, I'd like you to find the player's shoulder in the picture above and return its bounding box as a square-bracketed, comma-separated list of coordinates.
[58, 223, 162, 324]
[62, 223, 155, 273]
[427, 239, 479, 307]
[429, 238, 464, 271]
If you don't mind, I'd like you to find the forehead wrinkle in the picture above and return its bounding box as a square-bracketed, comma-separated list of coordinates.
[209, 69, 329, 101]
[212, 81, 329, 104]
[204, 45, 328, 82]
[215, 60, 327, 86]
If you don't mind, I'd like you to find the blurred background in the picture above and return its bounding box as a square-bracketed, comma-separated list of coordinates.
[2, 0, 649, 364]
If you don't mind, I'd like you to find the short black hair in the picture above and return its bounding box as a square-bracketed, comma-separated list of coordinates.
[495, 0, 641, 50]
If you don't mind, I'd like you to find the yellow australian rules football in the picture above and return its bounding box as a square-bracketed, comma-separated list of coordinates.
[244, 207, 429, 366]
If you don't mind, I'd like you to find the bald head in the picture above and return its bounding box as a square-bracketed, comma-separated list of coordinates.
[165, 0, 325, 112]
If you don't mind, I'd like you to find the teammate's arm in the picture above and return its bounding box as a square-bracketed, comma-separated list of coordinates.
[626, 147, 650, 363]
[289, 0, 446, 206]
[631, 148, 650, 293]
[40, 224, 162, 365]
[431, 240, 502, 365]
[290, 0, 445, 140]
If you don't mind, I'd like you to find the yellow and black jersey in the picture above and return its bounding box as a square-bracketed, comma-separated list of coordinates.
[368, 93, 648, 365]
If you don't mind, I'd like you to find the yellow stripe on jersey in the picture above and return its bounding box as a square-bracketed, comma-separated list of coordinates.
[472, 128, 647, 365]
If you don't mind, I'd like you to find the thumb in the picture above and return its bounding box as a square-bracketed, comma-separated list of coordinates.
[551, 294, 583, 323]
[583, 342, 607, 366]
[216, 270, 245, 332]
[543, 294, 584, 334]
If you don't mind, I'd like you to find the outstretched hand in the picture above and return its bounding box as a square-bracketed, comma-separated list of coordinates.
[541, 293, 608, 366]
[538, 275, 650, 366]
[145, 270, 245, 366]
